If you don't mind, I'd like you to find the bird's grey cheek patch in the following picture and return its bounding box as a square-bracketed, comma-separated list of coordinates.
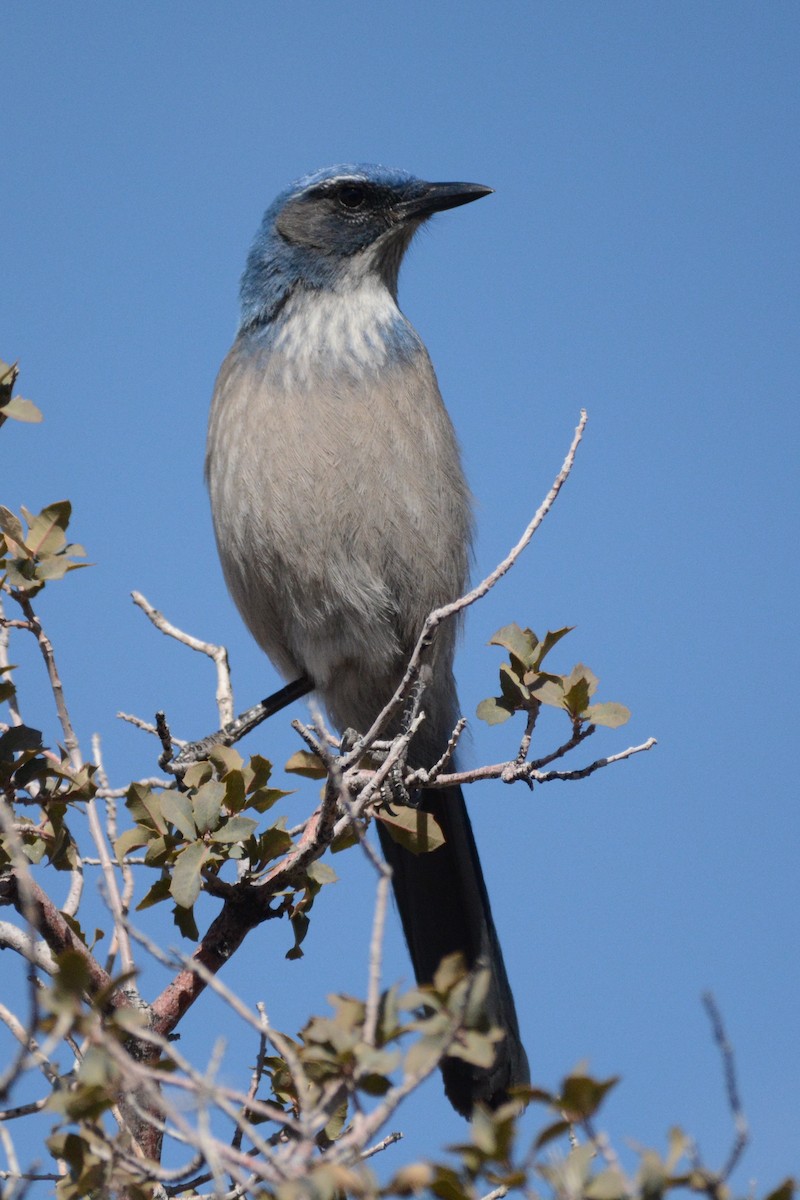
[275, 201, 328, 250]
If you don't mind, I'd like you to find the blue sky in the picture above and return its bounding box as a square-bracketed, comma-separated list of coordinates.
[3, 1, 798, 1190]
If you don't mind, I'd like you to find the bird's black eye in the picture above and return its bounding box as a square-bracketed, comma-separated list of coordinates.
[337, 184, 367, 210]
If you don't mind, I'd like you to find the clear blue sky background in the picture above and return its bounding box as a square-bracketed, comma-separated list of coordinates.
[3, 2, 798, 1191]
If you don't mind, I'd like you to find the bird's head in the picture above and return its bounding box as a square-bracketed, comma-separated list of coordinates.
[239, 164, 492, 330]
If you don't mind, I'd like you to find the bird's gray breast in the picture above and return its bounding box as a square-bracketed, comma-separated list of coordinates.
[206, 295, 472, 723]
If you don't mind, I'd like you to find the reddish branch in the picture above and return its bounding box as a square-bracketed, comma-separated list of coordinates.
[0, 871, 125, 1006]
[151, 785, 340, 1036]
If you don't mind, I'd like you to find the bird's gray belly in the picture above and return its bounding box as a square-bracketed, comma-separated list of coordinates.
[207, 346, 471, 738]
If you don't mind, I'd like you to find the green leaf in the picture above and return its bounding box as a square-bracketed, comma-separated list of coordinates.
[127, 783, 174, 836]
[246, 753, 275, 792]
[135, 876, 171, 912]
[247, 825, 294, 870]
[562, 664, 599, 712]
[331, 824, 359, 853]
[583, 702, 631, 728]
[144, 834, 175, 866]
[114, 825, 149, 860]
[170, 840, 213, 908]
[54, 949, 92, 997]
[172, 902, 200, 941]
[160, 791, 197, 841]
[0, 506, 26, 548]
[445, 1027, 503, 1068]
[586, 1168, 629, 1199]
[560, 1073, 619, 1120]
[306, 860, 338, 885]
[286, 911, 310, 959]
[212, 814, 258, 843]
[0, 360, 18, 397]
[535, 626, 575, 667]
[376, 807, 444, 854]
[248, 785, 289, 814]
[0, 395, 43, 423]
[404, 1032, 448, 1080]
[764, 1181, 796, 1200]
[534, 678, 567, 708]
[285, 749, 327, 778]
[35, 557, 80, 581]
[432, 951, 468, 995]
[182, 761, 213, 789]
[488, 623, 539, 666]
[21, 501, 71, 557]
[208, 744, 243, 775]
[0, 723, 43, 757]
[476, 696, 514, 725]
[498, 662, 529, 706]
[322, 1097, 349, 1142]
[191, 780, 225, 833]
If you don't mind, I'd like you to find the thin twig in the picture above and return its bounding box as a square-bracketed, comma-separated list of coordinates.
[702, 992, 749, 1181]
[407, 718, 467, 787]
[361, 1131, 403, 1161]
[10, 593, 82, 771]
[116, 711, 186, 746]
[95, 778, 173, 798]
[344, 410, 589, 770]
[422, 736, 657, 790]
[0, 922, 57, 975]
[0, 1001, 60, 1085]
[363, 871, 391, 1048]
[84, 757, 137, 982]
[92, 734, 137, 976]
[0, 596, 22, 727]
[131, 591, 235, 726]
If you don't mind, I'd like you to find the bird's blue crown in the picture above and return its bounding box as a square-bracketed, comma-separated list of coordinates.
[238, 164, 426, 332]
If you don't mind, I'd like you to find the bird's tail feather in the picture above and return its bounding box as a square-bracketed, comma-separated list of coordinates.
[376, 784, 529, 1116]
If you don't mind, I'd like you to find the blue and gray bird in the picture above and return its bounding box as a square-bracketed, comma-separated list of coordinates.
[206, 164, 529, 1115]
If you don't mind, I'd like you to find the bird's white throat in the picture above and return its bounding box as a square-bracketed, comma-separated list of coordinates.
[272, 277, 401, 379]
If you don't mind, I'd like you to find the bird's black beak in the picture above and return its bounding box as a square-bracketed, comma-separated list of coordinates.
[395, 181, 494, 221]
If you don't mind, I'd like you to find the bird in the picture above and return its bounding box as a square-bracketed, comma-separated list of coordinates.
[206, 163, 529, 1115]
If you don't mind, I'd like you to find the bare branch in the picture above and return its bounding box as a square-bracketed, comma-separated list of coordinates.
[92, 734, 138, 977]
[0, 922, 56, 975]
[0, 865, 118, 1004]
[0, 596, 22, 728]
[407, 717, 466, 787]
[95, 777, 172, 799]
[363, 871, 391, 1048]
[345, 410, 589, 769]
[84, 790, 137, 982]
[116, 710, 186, 746]
[413, 736, 658, 791]
[10, 593, 82, 771]
[132, 591, 235, 726]
[361, 1130, 403, 1161]
[702, 992, 749, 1181]
[0, 1001, 60, 1085]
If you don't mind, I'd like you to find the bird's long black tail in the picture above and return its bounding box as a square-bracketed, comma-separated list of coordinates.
[376, 784, 529, 1116]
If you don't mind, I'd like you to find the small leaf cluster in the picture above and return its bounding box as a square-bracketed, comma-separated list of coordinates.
[0, 499, 88, 595]
[116, 745, 292, 939]
[42, 953, 146, 1123]
[0, 358, 42, 424]
[259, 955, 504, 1145]
[376, 803, 446, 855]
[0, 721, 95, 872]
[37, 951, 154, 1200]
[477, 623, 631, 729]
